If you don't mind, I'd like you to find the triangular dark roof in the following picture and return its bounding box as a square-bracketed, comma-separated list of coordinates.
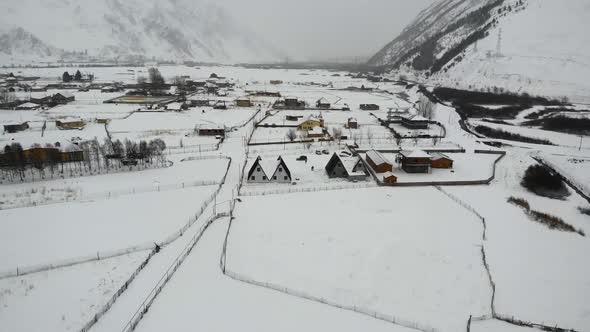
[247, 156, 269, 180]
[272, 156, 292, 180]
[325, 153, 346, 175]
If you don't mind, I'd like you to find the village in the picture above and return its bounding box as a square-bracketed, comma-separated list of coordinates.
[0, 64, 589, 332]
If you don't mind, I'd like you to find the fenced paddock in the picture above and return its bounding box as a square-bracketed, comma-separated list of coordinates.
[225, 187, 491, 332]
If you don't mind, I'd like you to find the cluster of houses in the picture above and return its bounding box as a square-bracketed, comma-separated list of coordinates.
[1, 92, 76, 110]
[365, 149, 454, 183]
[247, 153, 369, 184]
[3, 118, 86, 134]
[247, 156, 292, 183]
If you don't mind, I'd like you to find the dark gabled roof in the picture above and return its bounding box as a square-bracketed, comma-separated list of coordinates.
[325, 153, 346, 174]
[272, 156, 292, 180]
[247, 156, 269, 180]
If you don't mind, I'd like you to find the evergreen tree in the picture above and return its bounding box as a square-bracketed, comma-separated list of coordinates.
[62, 72, 73, 83]
[74, 70, 83, 81]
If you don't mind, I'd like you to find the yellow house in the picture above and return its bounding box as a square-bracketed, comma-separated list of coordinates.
[298, 116, 323, 131]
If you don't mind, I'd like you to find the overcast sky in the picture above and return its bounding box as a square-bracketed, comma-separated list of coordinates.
[218, 0, 435, 61]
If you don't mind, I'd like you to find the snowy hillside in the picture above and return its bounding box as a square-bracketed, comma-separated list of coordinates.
[370, 0, 590, 102]
[0, 0, 281, 65]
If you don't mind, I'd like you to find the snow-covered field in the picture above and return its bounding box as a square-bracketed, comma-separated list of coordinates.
[0, 250, 149, 332]
[0, 186, 217, 272]
[0, 64, 588, 332]
[227, 188, 491, 332]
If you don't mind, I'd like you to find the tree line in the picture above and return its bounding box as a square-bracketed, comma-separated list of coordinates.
[0, 138, 167, 182]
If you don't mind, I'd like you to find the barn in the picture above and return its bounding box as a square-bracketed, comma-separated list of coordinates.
[366, 150, 393, 173]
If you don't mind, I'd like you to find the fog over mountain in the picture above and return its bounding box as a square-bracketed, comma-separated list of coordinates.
[0, 0, 434, 64]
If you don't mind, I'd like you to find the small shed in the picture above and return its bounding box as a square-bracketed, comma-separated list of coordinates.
[430, 153, 454, 169]
[235, 97, 252, 107]
[360, 104, 380, 111]
[3, 122, 29, 133]
[382, 172, 398, 184]
[347, 117, 358, 129]
[316, 98, 331, 109]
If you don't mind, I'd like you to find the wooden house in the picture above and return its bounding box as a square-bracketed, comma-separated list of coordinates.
[3, 122, 29, 134]
[316, 98, 331, 109]
[399, 150, 432, 173]
[56, 119, 85, 130]
[360, 104, 380, 111]
[430, 153, 454, 169]
[270, 80, 283, 85]
[401, 114, 429, 129]
[366, 150, 393, 173]
[197, 125, 225, 137]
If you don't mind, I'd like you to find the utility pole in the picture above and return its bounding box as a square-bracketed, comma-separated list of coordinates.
[580, 135, 584, 151]
[496, 28, 503, 57]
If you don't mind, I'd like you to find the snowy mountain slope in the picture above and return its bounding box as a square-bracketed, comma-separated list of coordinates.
[370, 0, 590, 102]
[0, 0, 282, 64]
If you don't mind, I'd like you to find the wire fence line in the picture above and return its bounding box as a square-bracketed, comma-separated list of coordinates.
[120, 212, 229, 332]
[240, 182, 378, 197]
[223, 269, 439, 332]
[78, 248, 157, 332]
[221, 186, 437, 332]
[433, 185, 579, 332]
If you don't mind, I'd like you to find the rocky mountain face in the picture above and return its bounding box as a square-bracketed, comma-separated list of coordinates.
[0, 0, 281, 64]
[369, 0, 590, 102]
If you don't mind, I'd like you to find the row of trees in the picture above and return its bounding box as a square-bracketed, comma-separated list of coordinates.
[0, 138, 167, 183]
[62, 70, 93, 83]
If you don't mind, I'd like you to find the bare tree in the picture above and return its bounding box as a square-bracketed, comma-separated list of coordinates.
[148, 68, 165, 87]
[173, 76, 187, 90]
[331, 127, 343, 142]
[0, 90, 16, 104]
[417, 95, 436, 120]
[366, 127, 374, 145]
[286, 129, 297, 142]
